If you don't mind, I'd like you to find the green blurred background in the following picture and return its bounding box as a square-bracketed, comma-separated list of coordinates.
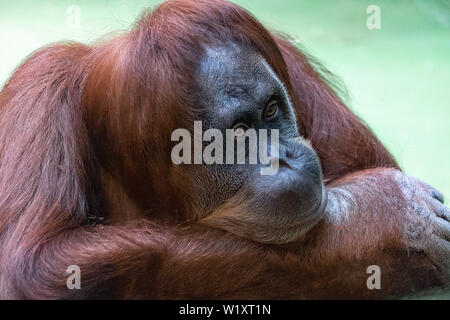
[0, 0, 449, 299]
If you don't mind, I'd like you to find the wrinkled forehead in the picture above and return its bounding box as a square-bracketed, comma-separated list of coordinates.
[197, 43, 283, 95]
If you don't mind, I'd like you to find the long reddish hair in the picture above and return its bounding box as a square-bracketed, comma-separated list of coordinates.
[0, 0, 400, 298]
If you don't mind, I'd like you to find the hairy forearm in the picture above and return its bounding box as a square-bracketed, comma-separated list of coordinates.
[125, 168, 448, 299]
[314, 168, 449, 277]
[7, 168, 446, 299]
[313, 169, 408, 259]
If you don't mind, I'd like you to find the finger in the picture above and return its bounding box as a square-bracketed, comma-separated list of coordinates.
[421, 181, 444, 204]
[432, 190, 445, 204]
[410, 176, 445, 204]
[430, 199, 450, 222]
[433, 217, 450, 241]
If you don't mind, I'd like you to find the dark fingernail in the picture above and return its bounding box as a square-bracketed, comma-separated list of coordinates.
[432, 190, 445, 204]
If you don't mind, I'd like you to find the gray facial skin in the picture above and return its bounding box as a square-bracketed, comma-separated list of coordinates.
[180, 43, 327, 244]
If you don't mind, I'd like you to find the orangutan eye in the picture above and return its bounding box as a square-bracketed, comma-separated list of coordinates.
[263, 100, 279, 119]
[232, 122, 249, 136]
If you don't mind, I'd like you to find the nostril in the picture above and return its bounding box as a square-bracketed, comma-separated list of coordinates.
[282, 139, 312, 160]
[285, 145, 305, 161]
[278, 157, 289, 168]
[284, 148, 301, 160]
[285, 147, 294, 159]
